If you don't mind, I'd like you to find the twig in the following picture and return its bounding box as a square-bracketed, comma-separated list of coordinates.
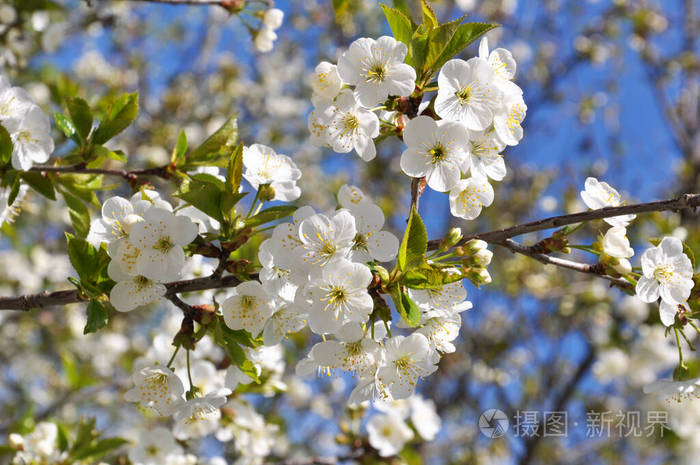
[409, 177, 426, 214]
[427, 193, 700, 250]
[497, 238, 632, 290]
[114, 0, 237, 5]
[29, 164, 171, 180]
[0, 274, 248, 311]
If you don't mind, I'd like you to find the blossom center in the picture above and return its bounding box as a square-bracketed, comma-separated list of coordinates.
[653, 264, 674, 283]
[428, 144, 448, 165]
[154, 236, 174, 253]
[241, 295, 257, 310]
[135, 275, 150, 291]
[352, 233, 368, 252]
[146, 445, 160, 457]
[342, 114, 359, 133]
[366, 62, 387, 83]
[455, 86, 472, 104]
[326, 287, 347, 306]
[16, 130, 37, 144]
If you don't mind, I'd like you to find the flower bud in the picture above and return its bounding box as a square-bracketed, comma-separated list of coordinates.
[466, 267, 492, 287]
[8, 433, 23, 450]
[439, 227, 463, 252]
[463, 239, 487, 255]
[473, 249, 493, 266]
[258, 183, 276, 202]
[613, 258, 631, 275]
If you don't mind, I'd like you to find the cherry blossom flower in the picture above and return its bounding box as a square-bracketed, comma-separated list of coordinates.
[416, 314, 462, 354]
[580, 177, 635, 227]
[377, 333, 439, 399]
[478, 37, 517, 82]
[0, 183, 26, 226]
[408, 280, 472, 319]
[409, 396, 442, 441]
[173, 389, 230, 440]
[493, 92, 527, 146]
[0, 76, 33, 127]
[87, 196, 142, 247]
[603, 226, 634, 258]
[643, 378, 700, 402]
[337, 184, 368, 210]
[448, 175, 495, 220]
[367, 413, 414, 457]
[636, 237, 694, 305]
[659, 300, 689, 327]
[129, 207, 198, 282]
[310, 323, 382, 378]
[465, 128, 507, 181]
[295, 209, 356, 272]
[320, 90, 380, 161]
[243, 144, 301, 201]
[124, 365, 185, 415]
[128, 427, 184, 465]
[299, 259, 373, 335]
[108, 261, 166, 312]
[261, 300, 307, 346]
[347, 202, 399, 263]
[435, 57, 503, 131]
[222, 281, 276, 337]
[337, 36, 416, 107]
[9, 105, 53, 170]
[399, 115, 470, 192]
[311, 61, 343, 108]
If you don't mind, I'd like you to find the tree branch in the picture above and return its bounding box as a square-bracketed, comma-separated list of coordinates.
[114, 0, 238, 5]
[427, 193, 700, 250]
[30, 164, 171, 180]
[497, 239, 632, 290]
[0, 274, 246, 311]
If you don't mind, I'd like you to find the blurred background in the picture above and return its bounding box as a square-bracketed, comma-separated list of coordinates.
[0, 0, 698, 464]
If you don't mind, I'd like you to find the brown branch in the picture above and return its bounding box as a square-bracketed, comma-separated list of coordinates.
[427, 193, 700, 250]
[0, 274, 248, 311]
[30, 164, 171, 180]
[497, 239, 632, 290]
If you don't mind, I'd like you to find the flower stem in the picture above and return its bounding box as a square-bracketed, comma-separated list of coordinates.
[247, 189, 261, 218]
[186, 349, 196, 397]
[687, 319, 700, 335]
[167, 345, 181, 369]
[674, 327, 686, 368]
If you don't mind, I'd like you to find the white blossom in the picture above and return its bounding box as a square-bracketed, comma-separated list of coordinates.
[636, 237, 694, 305]
[124, 365, 184, 415]
[337, 36, 416, 107]
[603, 226, 634, 258]
[580, 177, 635, 227]
[173, 389, 230, 440]
[295, 209, 356, 273]
[659, 300, 688, 327]
[367, 413, 414, 457]
[347, 202, 399, 263]
[222, 281, 276, 337]
[377, 333, 439, 399]
[320, 90, 379, 161]
[399, 115, 469, 192]
[128, 427, 183, 465]
[9, 105, 53, 170]
[108, 261, 166, 312]
[448, 175, 494, 220]
[243, 144, 301, 201]
[311, 61, 343, 108]
[643, 378, 700, 403]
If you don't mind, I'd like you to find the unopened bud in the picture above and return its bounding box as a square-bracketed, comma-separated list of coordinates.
[258, 184, 276, 202]
[8, 433, 23, 450]
[473, 249, 493, 266]
[372, 265, 390, 284]
[613, 258, 631, 275]
[439, 228, 463, 252]
[463, 239, 487, 255]
[466, 267, 492, 287]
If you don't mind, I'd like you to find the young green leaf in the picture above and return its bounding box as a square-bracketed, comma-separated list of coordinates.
[176, 174, 224, 222]
[93, 145, 127, 163]
[433, 22, 498, 72]
[171, 130, 188, 165]
[21, 171, 56, 200]
[62, 191, 91, 238]
[65, 233, 110, 283]
[400, 291, 422, 326]
[66, 97, 93, 140]
[392, 0, 412, 18]
[245, 205, 298, 229]
[421, 0, 438, 29]
[92, 92, 139, 145]
[54, 112, 77, 139]
[84, 299, 109, 334]
[380, 4, 415, 47]
[226, 143, 243, 195]
[397, 204, 428, 270]
[214, 318, 260, 382]
[185, 114, 238, 168]
[0, 124, 12, 166]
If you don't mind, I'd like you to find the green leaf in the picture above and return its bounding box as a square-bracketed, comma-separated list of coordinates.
[93, 145, 127, 163]
[70, 418, 97, 456]
[176, 174, 224, 222]
[65, 233, 110, 283]
[72, 437, 129, 461]
[214, 318, 260, 382]
[185, 114, 238, 168]
[403, 265, 465, 289]
[84, 300, 108, 334]
[422, 15, 466, 75]
[7, 177, 20, 206]
[420, 0, 438, 29]
[380, 4, 414, 46]
[0, 123, 12, 166]
[683, 242, 696, 270]
[92, 92, 139, 145]
[410, 25, 429, 75]
[57, 174, 102, 208]
[245, 205, 298, 229]
[392, 0, 412, 18]
[433, 22, 498, 71]
[56, 423, 69, 452]
[62, 191, 90, 238]
[397, 204, 428, 271]
[171, 130, 188, 165]
[21, 171, 56, 200]
[401, 292, 422, 326]
[54, 112, 76, 139]
[66, 97, 92, 140]
[226, 143, 243, 195]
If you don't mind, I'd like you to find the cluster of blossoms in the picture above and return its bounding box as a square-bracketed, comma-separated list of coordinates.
[88, 190, 198, 312]
[0, 74, 54, 170]
[8, 423, 68, 465]
[308, 37, 527, 220]
[367, 396, 441, 457]
[580, 177, 695, 328]
[254, 8, 284, 53]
